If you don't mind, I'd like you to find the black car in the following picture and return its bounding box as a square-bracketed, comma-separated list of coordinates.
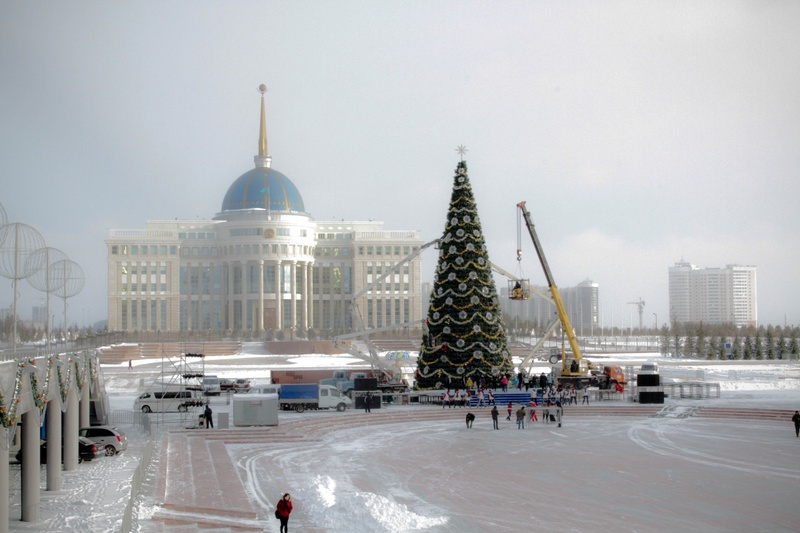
[15, 436, 103, 463]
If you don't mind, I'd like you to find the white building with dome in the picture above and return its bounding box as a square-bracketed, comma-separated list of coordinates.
[106, 87, 424, 335]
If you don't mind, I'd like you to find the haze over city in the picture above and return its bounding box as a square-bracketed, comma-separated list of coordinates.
[1, 1, 798, 330]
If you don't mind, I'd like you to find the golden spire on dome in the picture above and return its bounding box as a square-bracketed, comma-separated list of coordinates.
[255, 84, 271, 168]
[258, 84, 268, 157]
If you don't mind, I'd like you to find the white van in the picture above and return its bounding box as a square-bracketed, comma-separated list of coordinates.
[203, 375, 222, 396]
[136, 390, 203, 413]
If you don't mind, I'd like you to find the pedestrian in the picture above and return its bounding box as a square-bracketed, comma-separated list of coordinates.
[488, 389, 495, 406]
[501, 375, 508, 392]
[555, 401, 563, 428]
[477, 388, 485, 407]
[569, 386, 577, 406]
[442, 390, 448, 409]
[530, 399, 538, 422]
[276, 492, 293, 533]
[364, 391, 372, 413]
[792, 410, 800, 438]
[491, 405, 499, 430]
[506, 401, 513, 421]
[128, 359, 132, 369]
[465, 412, 475, 428]
[460, 389, 468, 408]
[582, 385, 589, 405]
[204, 404, 213, 429]
[516, 405, 526, 429]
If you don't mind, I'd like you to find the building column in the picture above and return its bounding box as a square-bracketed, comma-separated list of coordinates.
[307, 263, 314, 330]
[0, 427, 8, 533]
[46, 398, 62, 491]
[227, 262, 234, 330]
[275, 261, 282, 330]
[290, 261, 297, 332]
[80, 379, 90, 430]
[302, 262, 309, 331]
[20, 411, 40, 522]
[63, 388, 79, 471]
[258, 260, 265, 332]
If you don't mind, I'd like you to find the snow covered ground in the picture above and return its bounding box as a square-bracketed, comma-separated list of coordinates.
[6, 346, 800, 532]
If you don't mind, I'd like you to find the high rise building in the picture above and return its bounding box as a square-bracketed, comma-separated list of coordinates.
[499, 278, 599, 335]
[106, 87, 424, 334]
[668, 261, 757, 327]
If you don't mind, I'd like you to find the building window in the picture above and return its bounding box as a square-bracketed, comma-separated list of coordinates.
[277, 228, 290, 236]
[111, 246, 118, 255]
[131, 245, 138, 255]
[160, 245, 167, 255]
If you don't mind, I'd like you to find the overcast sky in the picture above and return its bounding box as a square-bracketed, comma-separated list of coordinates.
[1, 1, 798, 330]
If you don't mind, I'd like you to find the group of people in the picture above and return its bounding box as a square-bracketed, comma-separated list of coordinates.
[441, 387, 495, 408]
[477, 400, 564, 430]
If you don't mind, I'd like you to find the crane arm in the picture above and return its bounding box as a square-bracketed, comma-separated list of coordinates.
[517, 201, 584, 367]
[518, 319, 561, 373]
[334, 238, 439, 382]
[350, 238, 440, 302]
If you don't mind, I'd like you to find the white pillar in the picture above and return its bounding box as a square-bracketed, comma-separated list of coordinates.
[63, 389, 79, 471]
[258, 260, 265, 332]
[21, 411, 40, 522]
[290, 261, 297, 332]
[275, 261, 282, 330]
[302, 262, 309, 330]
[227, 262, 234, 330]
[80, 380, 90, 430]
[0, 428, 9, 533]
[45, 399, 61, 490]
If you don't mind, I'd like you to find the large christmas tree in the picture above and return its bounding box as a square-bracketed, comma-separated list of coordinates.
[416, 158, 513, 390]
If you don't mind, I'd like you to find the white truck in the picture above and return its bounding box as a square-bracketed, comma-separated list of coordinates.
[278, 383, 352, 413]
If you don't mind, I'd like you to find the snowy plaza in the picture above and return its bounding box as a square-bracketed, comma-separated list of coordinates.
[5, 348, 799, 533]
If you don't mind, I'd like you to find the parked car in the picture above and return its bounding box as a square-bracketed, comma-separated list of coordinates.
[640, 363, 660, 374]
[79, 426, 128, 456]
[233, 378, 251, 392]
[219, 378, 235, 392]
[15, 437, 103, 463]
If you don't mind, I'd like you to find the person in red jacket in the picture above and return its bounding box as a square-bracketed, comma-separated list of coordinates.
[276, 493, 293, 533]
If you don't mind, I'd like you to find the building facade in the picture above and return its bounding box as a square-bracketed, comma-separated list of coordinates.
[106, 88, 424, 334]
[668, 261, 757, 327]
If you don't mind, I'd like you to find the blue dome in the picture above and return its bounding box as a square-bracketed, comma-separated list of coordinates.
[221, 167, 305, 213]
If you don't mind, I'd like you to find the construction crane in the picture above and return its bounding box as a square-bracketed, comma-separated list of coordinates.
[627, 297, 645, 331]
[516, 201, 625, 389]
[333, 238, 441, 387]
[516, 201, 587, 380]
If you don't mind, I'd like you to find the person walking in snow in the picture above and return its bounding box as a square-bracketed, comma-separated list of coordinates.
[276, 492, 293, 533]
[488, 389, 495, 406]
[792, 410, 800, 437]
[477, 388, 485, 407]
[530, 399, 539, 423]
[555, 401, 563, 428]
[506, 401, 513, 421]
[582, 385, 590, 405]
[491, 405, 499, 429]
[569, 386, 577, 406]
[204, 404, 213, 428]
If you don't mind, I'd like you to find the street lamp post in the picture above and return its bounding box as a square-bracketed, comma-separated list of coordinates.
[653, 313, 658, 330]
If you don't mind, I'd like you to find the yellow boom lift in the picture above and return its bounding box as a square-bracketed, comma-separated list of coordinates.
[517, 201, 625, 389]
